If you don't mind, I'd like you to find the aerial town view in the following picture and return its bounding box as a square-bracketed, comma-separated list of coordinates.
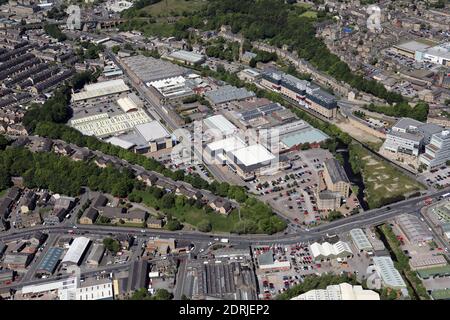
[0, 0, 449, 309]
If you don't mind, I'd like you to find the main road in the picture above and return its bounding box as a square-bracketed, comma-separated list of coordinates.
[1, 188, 448, 246]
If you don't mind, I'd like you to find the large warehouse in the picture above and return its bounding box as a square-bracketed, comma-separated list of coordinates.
[106, 120, 174, 153]
[61, 237, 91, 266]
[203, 114, 238, 138]
[71, 79, 130, 102]
[204, 136, 246, 164]
[167, 50, 205, 65]
[310, 241, 353, 261]
[70, 109, 152, 138]
[121, 55, 186, 83]
[227, 144, 276, 179]
[36, 247, 64, 275]
[147, 75, 194, 99]
[204, 85, 255, 105]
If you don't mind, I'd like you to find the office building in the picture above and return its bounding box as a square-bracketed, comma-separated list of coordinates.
[383, 117, 442, 156]
[261, 70, 337, 119]
[419, 130, 450, 170]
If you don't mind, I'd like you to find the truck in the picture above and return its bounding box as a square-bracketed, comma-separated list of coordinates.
[220, 238, 229, 243]
[439, 193, 450, 201]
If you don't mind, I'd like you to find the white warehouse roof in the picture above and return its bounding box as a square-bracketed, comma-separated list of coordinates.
[230, 144, 276, 167]
[291, 283, 380, 300]
[62, 237, 91, 266]
[310, 241, 352, 260]
[349, 228, 373, 252]
[135, 120, 170, 142]
[72, 79, 130, 102]
[106, 136, 136, 150]
[203, 115, 238, 136]
[117, 96, 139, 113]
[206, 136, 246, 153]
[168, 50, 205, 63]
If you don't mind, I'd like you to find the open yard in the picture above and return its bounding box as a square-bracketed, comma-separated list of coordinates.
[350, 144, 424, 208]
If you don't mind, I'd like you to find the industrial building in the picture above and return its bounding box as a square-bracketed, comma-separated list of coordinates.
[116, 94, 142, 113]
[419, 130, 450, 170]
[349, 228, 373, 252]
[166, 50, 205, 65]
[323, 158, 351, 198]
[182, 259, 258, 300]
[36, 247, 64, 275]
[70, 109, 152, 138]
[310, 241, 353, 261]
[227, 144, 277, 180]
[291, 283, 380, 300]
[203, 114, 239, 138]
[204, 85, 255, 105]
[61, 237, 91, 267]
[121, 55, 186, 83]
[107, 120, 174, 153]
[204, 136, 246, 165]
[147, 75, 194, 100]
[392, 40, 433, 59]
[395, 214, 433, 244]
[256, 251, 291, 272]
[71, 79, 131, 102]
[393, 40, 450, 67]
[273, 120, 329, 149]
[260, 70, 337, 119]
[86, 243, 105, 266]
[372, 256, 407, 289]
[3, 252, 34, 269]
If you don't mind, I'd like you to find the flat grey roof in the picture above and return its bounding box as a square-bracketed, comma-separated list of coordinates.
[395, 41, 431, 53]
[122, 55, 186, 82]
[205, 85, 255, 105]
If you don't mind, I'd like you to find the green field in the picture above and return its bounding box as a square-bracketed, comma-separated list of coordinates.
[142, 0, 205, 16]
[294, 2, 312, 9]
[350, 144, 424, 208]
[135, 189, 239, 232]
[299, 11, 317, 18]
